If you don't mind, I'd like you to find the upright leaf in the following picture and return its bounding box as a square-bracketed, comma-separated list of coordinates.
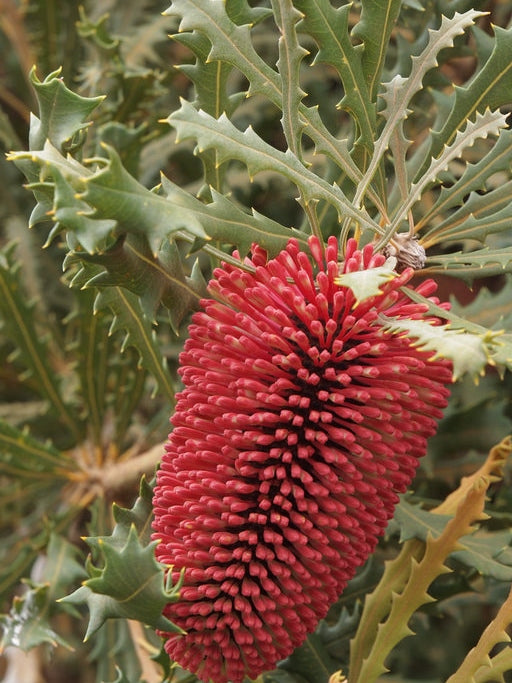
[351, 0, 402, 101]
[356, 10, 484, 208]
[294, 1, 375, 150]
[0, 245, 82, 439]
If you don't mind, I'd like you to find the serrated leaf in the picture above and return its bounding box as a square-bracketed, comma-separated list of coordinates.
[274, 0, 308, 157]
[355, 9, 484, 206]
[165, 0, 361, 183]
[161, 176, 307, 256]
[423, 180, 512, 247]
[0, 419, 73, 480]
[431, 23, 512, 158]
[94, 286, 175, 401]
[355, 481, 488, 683]
[388, 108, 508, 236]
[378, 314, 487, 380]
[167, 100, 382, 235]
[418, 127, 512, 234]
[335, 258, 397, 302]
[68, 288, 111, 443]
[395, 501, 512, 581]
[62, 526, 182, 639]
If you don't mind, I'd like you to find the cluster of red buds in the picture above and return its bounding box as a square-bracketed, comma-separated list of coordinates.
[152, 236, 452, 683]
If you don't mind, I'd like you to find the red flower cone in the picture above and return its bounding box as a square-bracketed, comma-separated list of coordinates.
[152, 236, 452, 683]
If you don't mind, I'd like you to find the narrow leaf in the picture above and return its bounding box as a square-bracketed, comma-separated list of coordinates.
[0, 245, 82, 438]
[355, 9, 484, 206]
[418, 127, 512, 233]
[425, 246, 512, 281]
[273, 0, 308, 157]
[423, 180, 512, 247]
[352, 0, 402, 101]
[0, 419, 73, 480]
[295, 0, 375, 149]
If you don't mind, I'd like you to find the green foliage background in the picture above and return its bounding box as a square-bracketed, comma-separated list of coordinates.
[2, 1, 512, 682]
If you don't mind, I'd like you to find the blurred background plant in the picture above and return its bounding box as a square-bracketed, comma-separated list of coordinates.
[1, 1, 512, 682]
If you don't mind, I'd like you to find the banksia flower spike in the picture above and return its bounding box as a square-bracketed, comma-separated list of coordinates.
[152, 236, 453, 683]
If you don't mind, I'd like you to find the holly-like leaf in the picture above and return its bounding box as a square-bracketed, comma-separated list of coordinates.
[62, 525, 183, 640]
[70, 233, 205, 324]
[28, 67, 104, 152]
[10, 141, 207, 255]
[335, 258, 397, 303]
[77, 144, 208, 253]
[0, 584, 72, 652]
[51, 165, 116, 252]
[161, 177, 307, 256]
[105, 476, 155, 549]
